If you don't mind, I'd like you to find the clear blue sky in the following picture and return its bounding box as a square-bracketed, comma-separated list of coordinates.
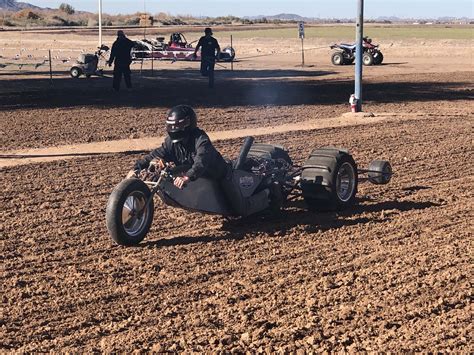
[26, 0, 474, 18]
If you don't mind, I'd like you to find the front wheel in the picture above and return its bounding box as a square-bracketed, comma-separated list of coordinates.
[373, 51, 384, 65]
[106, 178, 154, 246]
[70, 66, 82, 78]
[363, 52, 374, 66]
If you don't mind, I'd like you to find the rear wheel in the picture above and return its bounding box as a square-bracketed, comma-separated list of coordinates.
[248, 143, 292, 165]
[106, 178, 154, 246]
[363, 52, 374, 66]
[70, 66, 82, 78]
[302, 149, 358, 211]
[331, 52, 344, 65]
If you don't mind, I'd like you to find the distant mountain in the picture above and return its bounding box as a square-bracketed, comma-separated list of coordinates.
[243, 13, 472, 23]
[0, 0, 43, 10]
[244, 13, 315, 22]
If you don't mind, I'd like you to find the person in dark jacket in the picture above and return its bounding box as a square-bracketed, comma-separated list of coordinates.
[126, 105, 228, 188]
[126, 105, 270, 216]
[193, 27, 220, 88]
[108, 30, 135, 91]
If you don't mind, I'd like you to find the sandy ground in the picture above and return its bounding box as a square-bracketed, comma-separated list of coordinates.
[0, 28, 473, 351]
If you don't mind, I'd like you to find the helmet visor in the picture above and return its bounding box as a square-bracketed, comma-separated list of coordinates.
[168, 129, 188, 143]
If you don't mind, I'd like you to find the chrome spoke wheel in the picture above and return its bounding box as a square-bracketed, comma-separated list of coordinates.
[122, 192, 149, 237]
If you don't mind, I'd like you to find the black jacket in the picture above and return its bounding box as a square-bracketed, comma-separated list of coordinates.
[109, 37, 135, 67]
[197, 36, 220, 58]
[133, 128, 228, 181]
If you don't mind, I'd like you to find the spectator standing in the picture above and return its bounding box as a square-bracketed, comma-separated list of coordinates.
[194, 27, 220, 88]
[108, 30, 135, 91]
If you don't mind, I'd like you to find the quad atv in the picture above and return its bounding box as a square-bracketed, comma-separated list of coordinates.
[330, 37, 383, 66]
[106, 137, 392, 246]
[70, 45, 109, 78]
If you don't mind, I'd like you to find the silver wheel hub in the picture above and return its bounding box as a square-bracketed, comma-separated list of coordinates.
[336, 162, 356, 202]
[122, 192, 148, 236]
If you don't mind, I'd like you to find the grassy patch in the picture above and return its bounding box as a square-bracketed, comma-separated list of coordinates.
[200, 25, 474, 40]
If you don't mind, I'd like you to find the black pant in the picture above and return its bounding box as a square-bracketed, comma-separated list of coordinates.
[113, 65, 131, 91]
[200, 57, 215, 88]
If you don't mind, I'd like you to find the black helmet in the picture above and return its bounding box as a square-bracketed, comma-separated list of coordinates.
[204, 27, 213, 35]
[166, 105, 197, 143]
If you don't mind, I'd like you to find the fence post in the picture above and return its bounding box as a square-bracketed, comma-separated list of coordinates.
[301, 37, 305, 67]
[48, 49, 53, 85]
[231, 35, 233, 72]
[151, 48, 154, 77]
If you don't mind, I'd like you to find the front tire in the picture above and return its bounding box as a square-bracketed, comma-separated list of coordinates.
[373, 51, 384, 65]
[70, 66, 82, 78]
[106, 178, 154, 246]
[363, 52, 374, 66]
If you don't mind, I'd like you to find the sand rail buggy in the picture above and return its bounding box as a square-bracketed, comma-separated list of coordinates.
[106, 137, 392, 246]
[330, 37, 384, 66]
[131, 32, 236, 62]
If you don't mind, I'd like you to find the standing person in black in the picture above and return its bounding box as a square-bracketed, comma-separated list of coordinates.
[108, 30, 135, 91]
[193, 27, 220, 88]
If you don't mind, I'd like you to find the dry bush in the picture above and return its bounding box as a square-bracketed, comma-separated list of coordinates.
[13, 9, 41, 20]
[59, 3, 75, 15]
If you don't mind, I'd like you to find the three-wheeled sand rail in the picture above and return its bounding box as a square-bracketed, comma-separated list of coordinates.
[131, 32, 236, 62]
[106, 137, 392, 246]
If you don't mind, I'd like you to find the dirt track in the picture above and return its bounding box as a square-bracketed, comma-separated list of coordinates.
[2, 114, 473, 351]
[1, 30, 473, 351]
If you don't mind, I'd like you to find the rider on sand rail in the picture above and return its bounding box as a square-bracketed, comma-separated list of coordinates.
[126, 105, 271, 216]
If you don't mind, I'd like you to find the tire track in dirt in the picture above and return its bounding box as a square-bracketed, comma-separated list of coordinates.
[2, 112, 470, 168]
[0, 112, 389, 167]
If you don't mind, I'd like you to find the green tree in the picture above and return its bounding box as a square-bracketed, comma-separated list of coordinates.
[59, 3, 75, 15]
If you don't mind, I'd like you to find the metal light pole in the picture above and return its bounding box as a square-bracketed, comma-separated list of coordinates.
[98, 0, 103, 47]
[354, 0, 364, 112]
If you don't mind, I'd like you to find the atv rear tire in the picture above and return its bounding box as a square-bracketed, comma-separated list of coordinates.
[70, 66, 82, 78]
[368, 160, 392, 185]
[331, 52, 344, 65]
[106, 178, 154, 246]
[373, 51, 384, 65]
[301, 148, 358, 211]
[363, 53, 374, 66]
